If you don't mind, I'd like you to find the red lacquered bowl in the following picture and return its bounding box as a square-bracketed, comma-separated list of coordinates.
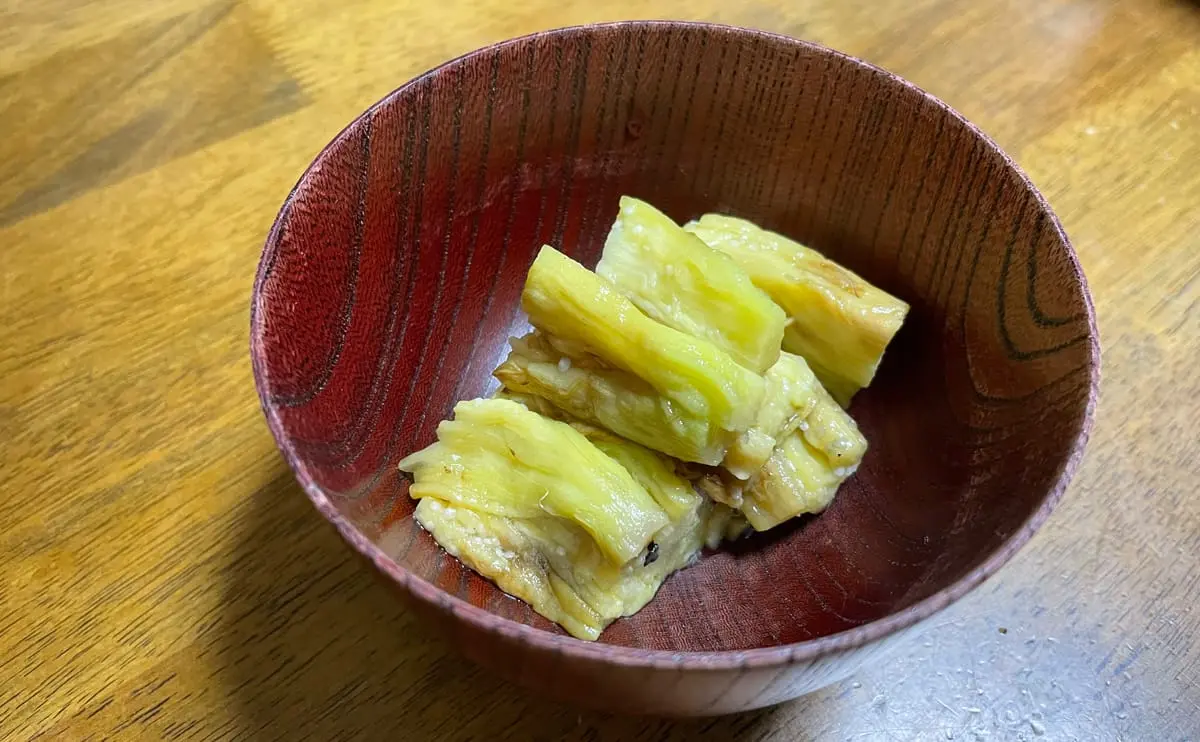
[250, 21, 1099, 716]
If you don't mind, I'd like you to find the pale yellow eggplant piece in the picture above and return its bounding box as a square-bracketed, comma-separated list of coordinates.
[741, 381, 867, 530]
[723, 351, 821, 480]
[596, 196, 786, 373]
[520, 246, 765, 445]
[740, 433, 844, 531]
[684, 214, 908, 405]
[414, 497, 709, 641]
[703, 502, 750, 548]
[496, 328, 755, 466]
[693, 373, 868, 531]
[569, 421, 703, 522]
[801, 379, 869, 469]
[399, 398, 667, 566]
[405, 396, 715, 641]
[498, 389, 703, 523]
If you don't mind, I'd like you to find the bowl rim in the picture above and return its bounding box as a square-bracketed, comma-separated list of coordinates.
[250, 19, 1101, 671]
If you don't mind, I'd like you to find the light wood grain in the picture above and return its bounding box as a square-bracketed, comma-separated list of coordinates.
[1, 0, 1196, 739]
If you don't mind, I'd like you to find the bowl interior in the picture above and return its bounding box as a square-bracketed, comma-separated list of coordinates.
[251, 23, 1096, 653]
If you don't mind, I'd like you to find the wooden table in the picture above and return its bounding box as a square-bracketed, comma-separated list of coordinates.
[3, 0, 1197, 739]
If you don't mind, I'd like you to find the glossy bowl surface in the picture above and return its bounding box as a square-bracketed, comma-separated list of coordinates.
[250, 21, 1099, 716]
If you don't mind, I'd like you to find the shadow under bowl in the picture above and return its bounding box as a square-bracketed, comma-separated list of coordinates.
[250, 21, 1099, 716]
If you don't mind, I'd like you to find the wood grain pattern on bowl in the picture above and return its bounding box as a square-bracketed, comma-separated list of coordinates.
[250, 21, 1098, 716]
